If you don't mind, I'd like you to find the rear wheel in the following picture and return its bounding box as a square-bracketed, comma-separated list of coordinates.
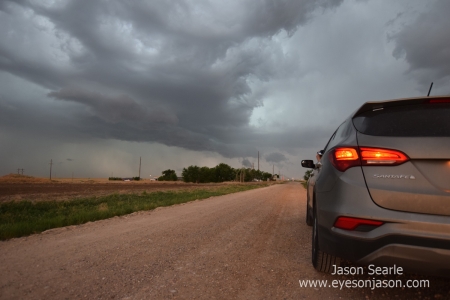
[312, 202, 340, 272]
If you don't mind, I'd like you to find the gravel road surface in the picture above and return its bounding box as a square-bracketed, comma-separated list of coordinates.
[0, 183, 448, 299]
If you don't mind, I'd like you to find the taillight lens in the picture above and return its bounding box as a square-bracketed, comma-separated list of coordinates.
[329, 146, 409, 172]
[329, 147, 360, 172]
[334, 216, 384, 231]
[360, 148, 409, 165]
[427, 98, 450, 104]
[335, 148, 359, 160]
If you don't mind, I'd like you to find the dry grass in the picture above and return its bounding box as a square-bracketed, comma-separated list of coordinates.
[0, 174, 52, 184]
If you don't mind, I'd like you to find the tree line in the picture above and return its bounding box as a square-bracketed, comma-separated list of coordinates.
[157, 163, 274, 183]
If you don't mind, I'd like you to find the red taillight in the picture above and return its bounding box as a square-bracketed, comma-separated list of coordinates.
[427, 98, 450, 104]
[334, 216, 384, 231]
[329, 147, 409, 172]
[360, 148, 409, 165]
[330, 147, 360, 172]
[335, 148, 359, 160]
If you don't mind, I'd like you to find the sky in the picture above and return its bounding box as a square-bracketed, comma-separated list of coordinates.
[1, 0, 450, 179]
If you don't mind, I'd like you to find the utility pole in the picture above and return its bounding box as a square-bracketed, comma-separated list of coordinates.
[17, 168, 20, 175]
[258, 151, 259, 171]
[21, 169, 24, 175]
[49, 159, 53, 180]
[273, 164, 274, 176]
[139, 157, 141, 179]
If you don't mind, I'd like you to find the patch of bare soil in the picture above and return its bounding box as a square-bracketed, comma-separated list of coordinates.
[0, 174, 273, 202]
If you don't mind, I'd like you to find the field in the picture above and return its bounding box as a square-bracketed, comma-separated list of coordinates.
[0, 174, 275, 239]
[0, 173, 272, 203]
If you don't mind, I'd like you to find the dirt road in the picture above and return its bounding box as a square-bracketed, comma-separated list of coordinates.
[0, 183, 448, 299]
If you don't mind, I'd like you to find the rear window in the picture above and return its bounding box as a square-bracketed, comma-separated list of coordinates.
[352, 103, 450, 137]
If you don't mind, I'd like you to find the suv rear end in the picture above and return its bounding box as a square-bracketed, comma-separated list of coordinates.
[310, 96, 450, 277]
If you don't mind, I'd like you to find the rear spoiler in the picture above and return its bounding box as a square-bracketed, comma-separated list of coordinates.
[352, 96, 450, 117]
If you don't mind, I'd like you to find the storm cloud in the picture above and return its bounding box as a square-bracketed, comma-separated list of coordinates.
[391, 0, 450, 93]
[0, 0, 345, 159]
[265, 152, 288, 163]
[1, 0, 449, 178]
[48, 87, 178, 125]
[241, 158, 253, 168]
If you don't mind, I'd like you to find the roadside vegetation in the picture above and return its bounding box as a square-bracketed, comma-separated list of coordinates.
[182, 163, 274, 183]
[157, 169, 178, 181]
[108, 176, 140, 181]
[301, 169, 313, 189]
[0, 184, 268, 240]
[104, 163, 277, 183]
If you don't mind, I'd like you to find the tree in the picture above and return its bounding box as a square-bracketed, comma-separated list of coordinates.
[182, 166, 200, 183]
[183, 163, 237, 183]
[213, 163, 235, 182]
[182, 163, 271, 183]
[261, 171, 273, 181]
[304, 169, 313, 181]
[158, 169, 178, 181]
[198, 166, 212, 183]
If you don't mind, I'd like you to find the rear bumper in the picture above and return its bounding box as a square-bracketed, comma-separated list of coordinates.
[358, 244, 450, 277]
[315, 167, 450, 277]
[319, 223, 450, 277]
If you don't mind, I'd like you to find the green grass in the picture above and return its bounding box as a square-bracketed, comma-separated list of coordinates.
[0, 184, 266, 240]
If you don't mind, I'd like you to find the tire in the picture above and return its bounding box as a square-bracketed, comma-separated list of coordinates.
[312, 202, 340, 273]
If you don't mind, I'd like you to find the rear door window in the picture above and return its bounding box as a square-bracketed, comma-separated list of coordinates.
[352, 103, 450, 137]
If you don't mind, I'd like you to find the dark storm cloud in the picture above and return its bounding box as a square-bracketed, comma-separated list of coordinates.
[241, 158, 253, 168]
[0, 0, 343, 158]
[241, 0, 343, 37]
[265, 152, 287, 163]
[391, 0, 450, 92]
[48, 87, 178, 125]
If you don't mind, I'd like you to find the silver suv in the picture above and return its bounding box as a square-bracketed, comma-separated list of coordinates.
[301, 96, 450, 277]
